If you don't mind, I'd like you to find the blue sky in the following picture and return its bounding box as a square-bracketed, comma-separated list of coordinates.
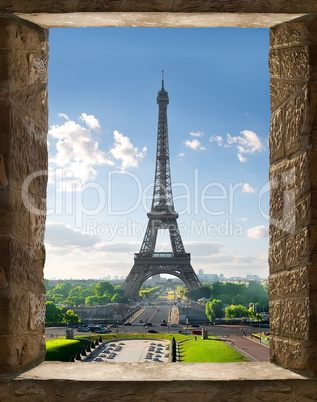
[45, 27, 270, 280]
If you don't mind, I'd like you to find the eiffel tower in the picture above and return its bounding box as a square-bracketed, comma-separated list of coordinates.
[123, 73, 201, 300]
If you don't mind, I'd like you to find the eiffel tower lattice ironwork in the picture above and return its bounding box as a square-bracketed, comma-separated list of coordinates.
[123, 73, 201, 299]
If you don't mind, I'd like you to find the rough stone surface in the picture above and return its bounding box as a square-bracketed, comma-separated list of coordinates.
[1, 0, 317, 383]
[0, 362, 314, 401]
[271, 336, 317, 372]
[268, 239, 285, 273]
[281, 297, 310, 340]
[269, 49, 281, 78]
[269, 267, 310, 300]
[269, 107, 285, 164]
[285, 87, 310, 156]
[269, 16, 317, 375]
[269, 300, 281, 336]
[0, 286, 29, 336]
[269, 78, 306, 112]
[0, 16, 47, 374]
[285, 228, 310, 268]
[281, 46, 309, 79]
[1, 0, 316, 15]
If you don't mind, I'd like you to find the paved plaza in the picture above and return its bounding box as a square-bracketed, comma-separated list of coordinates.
[85, 340, 170, 363]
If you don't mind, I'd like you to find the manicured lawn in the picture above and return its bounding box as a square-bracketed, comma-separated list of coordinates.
[46, 337, 92, 362]
[179, 337, 248, 362]
[76, 333, 189, 342]
[47, 334, 247, 363]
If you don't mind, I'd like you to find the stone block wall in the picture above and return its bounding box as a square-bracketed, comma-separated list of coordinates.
[0, 3, 316, 378]
[0, 16, 48, 373]
[268, 16, 317, 373]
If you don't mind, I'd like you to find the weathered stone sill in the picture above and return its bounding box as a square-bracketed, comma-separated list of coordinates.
[0, 362, 316, 401]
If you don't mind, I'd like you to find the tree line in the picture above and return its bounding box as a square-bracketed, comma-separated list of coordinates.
[178, 281, 269, 321]
[45, 280, 125, 306]
[45, 302, 81, 324]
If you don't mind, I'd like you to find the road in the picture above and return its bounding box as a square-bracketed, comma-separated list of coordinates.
[134, 305, 169, 325]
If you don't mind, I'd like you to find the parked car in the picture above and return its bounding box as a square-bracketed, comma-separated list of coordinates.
[191, 324, 200, 328]
[192, 330, 202, 335]
[109, 324, 117, 328]
[94, 328, 110, 334]
[179, 330, 189, 335]
[89, 326, 104, 333]
[124, 322, 132, 326]
[144, 323, 152, 327]
[77, 327, 89, 332]
[170, 324, 178, 327]
[147, 330, 158, 333]
[139, 320, 143, 323]
[160, 323, 167, 326]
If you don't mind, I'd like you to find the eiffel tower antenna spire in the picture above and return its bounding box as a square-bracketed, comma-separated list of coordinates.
[123, 75, 201, 300]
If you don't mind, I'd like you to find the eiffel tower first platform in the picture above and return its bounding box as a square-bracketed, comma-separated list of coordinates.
[122, 74, 201, 300]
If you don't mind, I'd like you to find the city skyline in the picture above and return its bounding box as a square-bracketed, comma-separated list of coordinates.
[45, 27, 270, 280]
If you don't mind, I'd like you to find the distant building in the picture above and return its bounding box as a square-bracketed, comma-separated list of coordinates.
[218, 274, 225, 282]
[246, 274, 261, 282]
[198, 269, 204, 275]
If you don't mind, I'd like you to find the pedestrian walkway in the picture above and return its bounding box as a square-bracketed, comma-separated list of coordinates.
[85, 340, 170, 363]
[169, 305, 179, 325]
[225, 336, 270, 362]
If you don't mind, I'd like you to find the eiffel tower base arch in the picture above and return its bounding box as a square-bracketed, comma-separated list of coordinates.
[123, 253, 201, 300]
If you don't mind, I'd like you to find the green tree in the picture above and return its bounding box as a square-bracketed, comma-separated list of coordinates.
[82, 285, 95, 298]
[66, 286, 85, 306]
[232, 294, 248, 305]
[188, 286, 211, 301]
[94, 281, 115, 297]
[45, 301, 63, 324]
[111, 293, 123, 303]
[225, 304, 247, 320]
[63, 309, 80, 324]
[52, 283, 73, 299]
[100, 294, 112, 303]
[246, 281, 265, 303]
[85, 295, 102, 306]
[210, 282, 224, 299]
[205, 299, 223, 322]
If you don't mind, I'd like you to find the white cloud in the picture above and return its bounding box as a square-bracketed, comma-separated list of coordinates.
[237, 153, 247, 163]
[184, 139, 205, 151]
[227, 130, 265, 162]
[242, 183, 256, 194]
[208, 130, 265, 162]
[234, 255, 256, 264]
[79, 113, 101, 131]
[240, 217, 248, 222]
[209, 135, 224, 146]
[184, 241, 225, 255]
[45, 222, 98, 252]
[49, 114, 113, 181]
[94, 241, 140, 253]
[58, 113, 69, 120]
[178, 153, 185, 157]
[109, 130, 147, 169]
[190, 131, 204, 138]
[247, 225, 269, 239]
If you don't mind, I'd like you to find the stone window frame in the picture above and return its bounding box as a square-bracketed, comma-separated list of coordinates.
[0, 5, 317, 398]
